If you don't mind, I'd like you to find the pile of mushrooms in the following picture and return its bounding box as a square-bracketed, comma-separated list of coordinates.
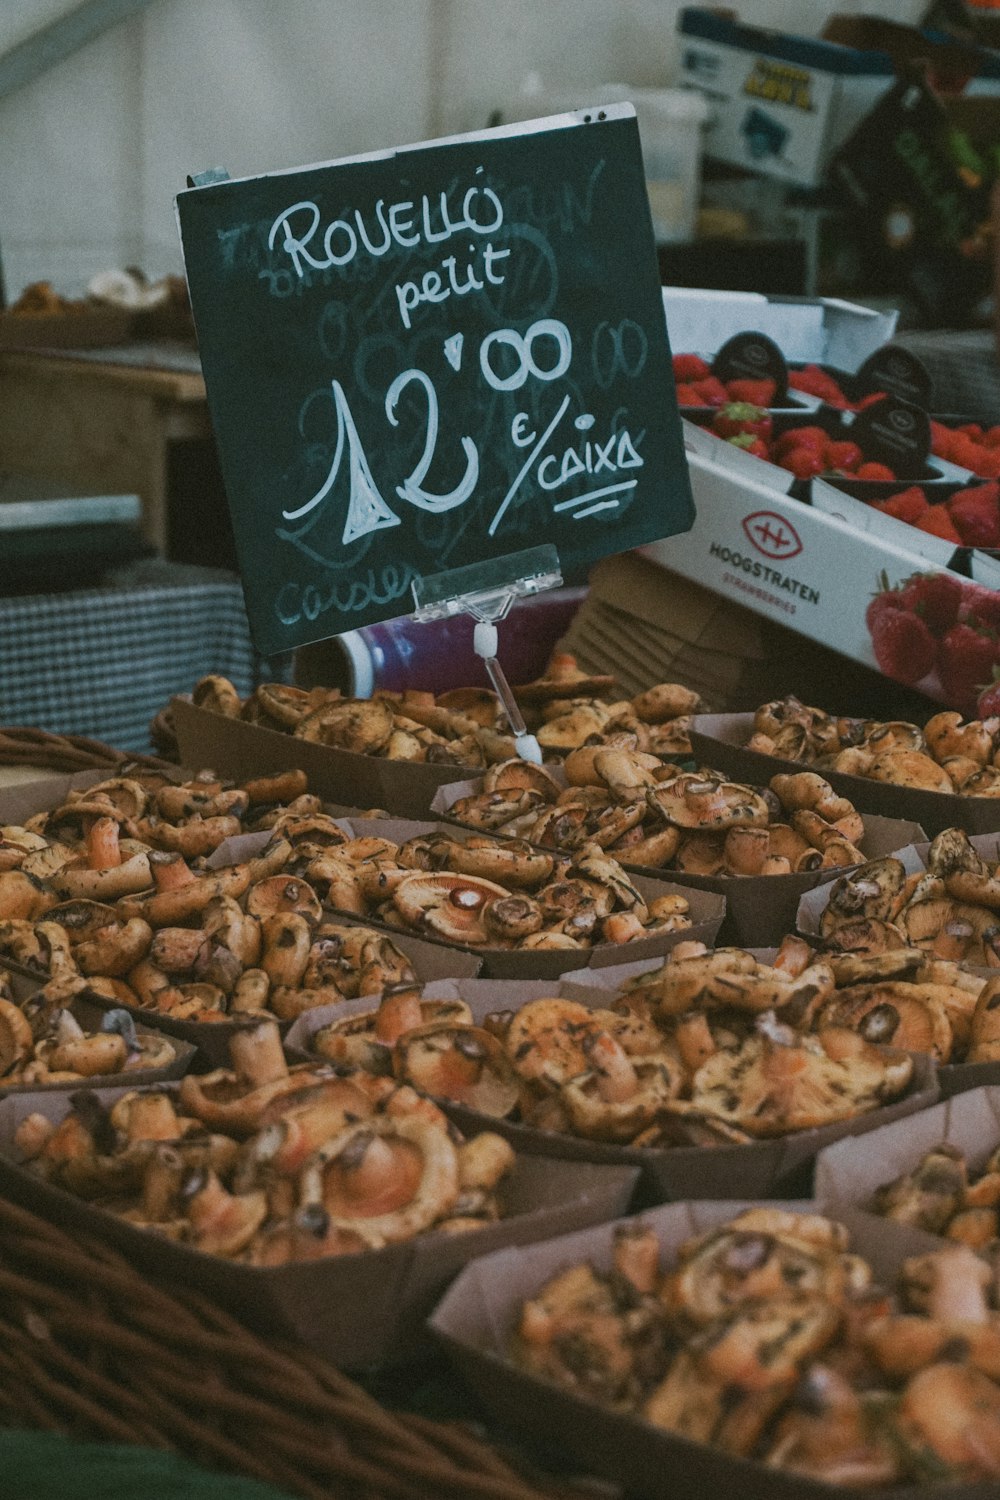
[817, 828, 1000, 973]
[0, 974, 175, 1084]
[747, 695, 1000, 797]
[872, 1143, 1000, 1250]
[450, 753, 869, 877]
[513, 1209, 1000, 1484]
[190, 657, 701, 766]
[15, 1017, 517, 1260]
[305, 942, 915, 1146]
[300, 826, 692, 950]
[0, 769, 418, 1022]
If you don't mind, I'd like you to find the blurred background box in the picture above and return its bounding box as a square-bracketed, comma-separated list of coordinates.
[507, 78, 709, 243]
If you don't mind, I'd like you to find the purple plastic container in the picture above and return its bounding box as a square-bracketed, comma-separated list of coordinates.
[338, 588, 586, 696]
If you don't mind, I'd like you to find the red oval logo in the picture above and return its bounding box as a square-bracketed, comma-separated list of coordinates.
[741, 510, 803, 560]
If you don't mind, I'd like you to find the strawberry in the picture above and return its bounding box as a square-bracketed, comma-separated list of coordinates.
[855, 462, 897, 483]
[865, 583, 903, 636]
[869, 606, 937, 685]
[674, 382, 702, 406]
[937, 622, 1000, 715]
[959, 423, 986, 439]
[870, 486, 930, 523]
[727, 432, 770, 459]
[788, 364, 846, 404]
[915, 507, 963, 543]
[984, 425, 1000, 450]
[899, 571, 964, 634]
[691, 375, 728, 407]
[930, 420, 959, 462]
[824, 440, 863, 473]
[963, 587, 1000, 633]
[947, 483, 1000, 548]
[774, 425, 829, 459]
[976, 669, 1000, 719]
[948, 432, 986, 472]
[711, 402, 773, 441]
[975, 449, 1000, 480]
[853, 390, 888, 411]
[672, 352, 711, 381]
[779, 447, 826, 481]
[725, 377, 777, 406]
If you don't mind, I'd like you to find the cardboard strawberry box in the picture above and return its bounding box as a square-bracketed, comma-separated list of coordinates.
[642, 442, 1000, 716]
[662, 286, 897, 377]
[284, 974, 938, 1204]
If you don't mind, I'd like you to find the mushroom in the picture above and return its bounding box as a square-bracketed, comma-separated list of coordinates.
[688, 1024, 913, 1137]
[391, 871, 511, 945]
[871, 1145, 968, 1233]
[513, 652, 616, 704]
[0, 997, 34, 1076]
[297, 1113, 460, 1247]
[180, 1166, 268, 1257]
[394, 1022, 521, 1116]
[296, 696, 395, 753]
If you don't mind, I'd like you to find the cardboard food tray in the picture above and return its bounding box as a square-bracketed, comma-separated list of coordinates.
[0, 775, 481, 1070]
[325, 817, 726, 980]
[690, 712, 1000, 838]
[0, 966, 195, 1094]
[428, 1198, 954, 1500]
[797, 830, 1000, 940]
[583, 949, 1000, 1105]
[0, 1081, 639, 1372]
[172, 695, 501, 821]
[815, 1084, 1000, 1223]
[285, 975, 937, 1204]
[431, 777, 924, 949]
[0, 914, 481, 1073]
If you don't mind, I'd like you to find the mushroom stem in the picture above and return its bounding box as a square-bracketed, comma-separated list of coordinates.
[924, 1245, 993, 1325]
[86, 816, 122, 871]
[374, 985, 424, 1045]
[585, 1031, 639, 1103]
[613, 1223, 660, 1294]
[149, 851, 196, 891]
[229, 1019, 288, 1088]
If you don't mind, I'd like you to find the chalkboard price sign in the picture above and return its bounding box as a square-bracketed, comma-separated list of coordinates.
[176, 105, 694, 656]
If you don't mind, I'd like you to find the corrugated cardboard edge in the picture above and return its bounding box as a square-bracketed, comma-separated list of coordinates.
[0, 1082, 638, 1371]
[690, 712, 1000, 838]
[428, 1198, 952, 1500]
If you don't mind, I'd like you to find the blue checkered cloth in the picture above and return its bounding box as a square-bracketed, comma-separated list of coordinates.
[0, 561, 282, 752]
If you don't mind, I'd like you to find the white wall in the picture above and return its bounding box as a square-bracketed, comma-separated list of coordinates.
[0, 0, 929, 299]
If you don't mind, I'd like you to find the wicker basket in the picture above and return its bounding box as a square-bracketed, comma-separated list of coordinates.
[0, 1194, 587, 1500]
[0, 725, 176, 776]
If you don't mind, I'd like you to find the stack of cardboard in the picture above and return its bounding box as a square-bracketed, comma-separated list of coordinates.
[554, 550, 770, 709]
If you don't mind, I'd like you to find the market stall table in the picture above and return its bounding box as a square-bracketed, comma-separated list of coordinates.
[0, 342, 209, 554]
[0, 559, 272, 752]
